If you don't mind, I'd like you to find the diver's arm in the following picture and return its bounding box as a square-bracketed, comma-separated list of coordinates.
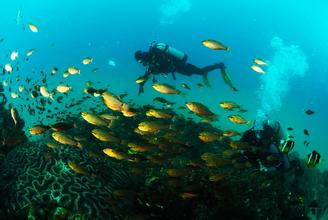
[138, 69, 151, 96]
[282, 154, 290, 170]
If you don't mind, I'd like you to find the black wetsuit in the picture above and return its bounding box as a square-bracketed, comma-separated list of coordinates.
[137, 46, 224, 95]
[240, 123, 290, 172]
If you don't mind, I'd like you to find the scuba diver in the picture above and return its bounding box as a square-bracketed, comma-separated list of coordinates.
[240, 119, 294, 172]
[134, 42, 226, 95]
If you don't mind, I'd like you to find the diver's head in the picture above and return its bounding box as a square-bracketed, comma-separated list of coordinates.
[134, 50, 148, 65]
[254, 120, 281, 148]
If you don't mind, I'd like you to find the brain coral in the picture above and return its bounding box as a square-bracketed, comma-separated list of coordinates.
[0, 141, 133, 219]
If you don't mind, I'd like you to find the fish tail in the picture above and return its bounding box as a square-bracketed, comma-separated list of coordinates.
[179, 92, 186, 97]
[107, 120, 113, 129]
[77, 142, 83, 149]
[50, 93, 55, 100]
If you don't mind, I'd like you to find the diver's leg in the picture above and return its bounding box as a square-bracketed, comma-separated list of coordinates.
[201, 63, 226, 87]
[177, 63, 202, 76]
[178, 63, 225, 75]
[177, 63, 225, 87]
[201, 62, 225, 73]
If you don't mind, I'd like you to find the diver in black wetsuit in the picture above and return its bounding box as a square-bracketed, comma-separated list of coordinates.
[240, 120, 294, 172]
[135, 42, 226, 95]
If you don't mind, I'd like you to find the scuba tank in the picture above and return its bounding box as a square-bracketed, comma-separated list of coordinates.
[152, 42, 188, 63]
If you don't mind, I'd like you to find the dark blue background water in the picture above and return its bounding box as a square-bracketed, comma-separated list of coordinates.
[0, 0, 327, 169]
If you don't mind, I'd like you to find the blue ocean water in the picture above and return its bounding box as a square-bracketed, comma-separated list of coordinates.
[0, 0, 327, 172]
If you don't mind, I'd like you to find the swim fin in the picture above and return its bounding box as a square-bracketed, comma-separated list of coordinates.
[202, 73, 211, 87]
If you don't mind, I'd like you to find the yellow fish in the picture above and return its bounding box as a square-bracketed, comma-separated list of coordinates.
[40, 86, 54, 100]
[251, 65, 265, 74]
[229, 141, 249, 149]
[138, 121, 169, 133]
[68, 67, 80, 75]
[91, 128, 120, 143]
[254, 58, 268, 66]
[68, 161, 95, 177]
[81, 112, 110, 127]
[10, 51, 19, 61]
[46, 141, 63, 149]
[63, 71, 70, 78]
[135, 75, 148, 84]
[167, 168, 188, 178]
[186, 102, 214, 116]
[11, 92, 18, 99]
[201, 152, 231, 168]
[100, 114, 119, 122]
[10, 107, 18, 125]
[180, 192, 198, 200]
[26, 49, 35, 57]
[103, 148, 131, 161]
[102, 91, 127, 112]
[146, 109, 173, 119]
[29, 125, 50, 135]
[51, 132, 82, 149]
[5, 64, 13, 73]
[228, 115, 250, 124]
[82, 57, 93, 65]
[18, 85, 25, 92]
[152, 83, 181, 95]
[200, 115, 218, 123]
[223, 130, 241, 137]
[198, 131, 221, 143]
[122, 107, 137, 117]
[219, 101, 240, 110]
[28, 23, 39, 32]
[56, 84, 72, 93]
[128, 142, 154, 153]
[209, 173, 226, 182]
[201, 39, 229, 51]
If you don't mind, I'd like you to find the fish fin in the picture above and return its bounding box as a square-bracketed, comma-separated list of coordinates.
[121, 103, 129, 112]
[247, 120, 254, 125]
[50, 93, 55, 100]
[107, 120, 113, 129]
[169, 124, 177, 131]
[77, 142, 83, 149]
[179, 92, 186, 97]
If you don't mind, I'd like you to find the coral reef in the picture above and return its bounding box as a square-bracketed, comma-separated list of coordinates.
[0, 141, 133, 219]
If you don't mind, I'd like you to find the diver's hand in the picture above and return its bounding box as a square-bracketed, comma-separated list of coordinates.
[138, 84, 144, 96]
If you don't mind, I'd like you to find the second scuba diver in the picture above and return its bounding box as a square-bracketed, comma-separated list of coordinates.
[134, 42, 226, 95]
[240, 119, 295, 172]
